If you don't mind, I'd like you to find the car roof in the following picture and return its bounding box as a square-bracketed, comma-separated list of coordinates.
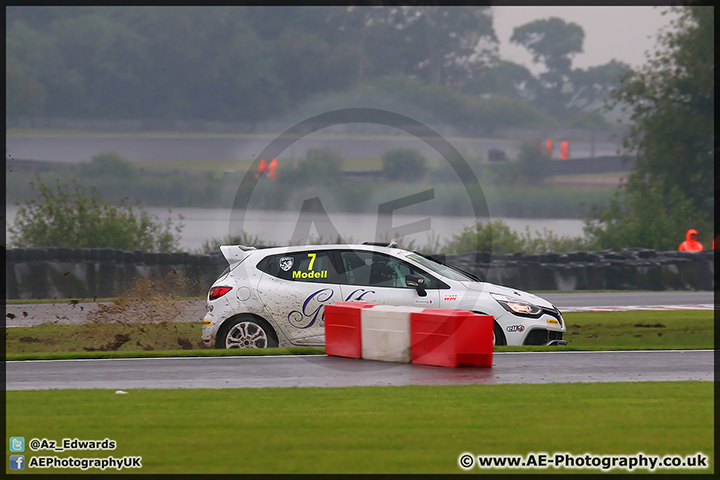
[244, 243, 407, 255]
[219, 243, 415, 267]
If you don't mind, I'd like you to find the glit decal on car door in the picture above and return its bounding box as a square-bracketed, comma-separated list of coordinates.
[288, 288, 335, 329]
[344, 288, 375, 302]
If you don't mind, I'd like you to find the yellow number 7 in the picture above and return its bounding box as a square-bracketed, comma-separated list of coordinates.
[307, 253, 316, 270]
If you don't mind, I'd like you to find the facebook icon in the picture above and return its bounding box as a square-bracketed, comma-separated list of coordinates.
[10, 455, 25, 470]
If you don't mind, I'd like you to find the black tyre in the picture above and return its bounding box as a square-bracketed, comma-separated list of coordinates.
[493, 321, 507, 346]
[216, 315, 278, 349]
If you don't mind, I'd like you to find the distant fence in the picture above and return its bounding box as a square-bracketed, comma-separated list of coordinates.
[340, 156, 636, 181]
[549, 156, 635, 175]
[7, 116, 625, 142]
[4, 247, 714, 300]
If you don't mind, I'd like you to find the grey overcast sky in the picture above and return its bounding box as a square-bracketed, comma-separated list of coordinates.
[492, 6, 680, 73]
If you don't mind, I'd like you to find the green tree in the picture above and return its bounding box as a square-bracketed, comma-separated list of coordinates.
[382, 147, 427, 182]
[5, 56, 47, 116]
[567, 59, 631, 112]
[511, 17, 584, 117]
[336, 6, 498, 90]
[516, 140, 552, 184]
[511, 17, 584, 73]
[444, 219, 590, 254]
[293, 147, 344, 185]
[443, 220, 522, 254]
[9, 176, 184, 252]
[463, 59, 540, 99]
[399, 6, 497, 89]
[584, 181, 704, 251]
[588, 5, 714, 249]
[78, 151, 140, 179]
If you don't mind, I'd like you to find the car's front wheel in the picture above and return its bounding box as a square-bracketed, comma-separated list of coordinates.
[493, 321, 507, 346]
[216, 316, 278, 349]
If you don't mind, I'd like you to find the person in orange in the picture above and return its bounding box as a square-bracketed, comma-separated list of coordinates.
[678, 228, 704, 251]
[255, 158, 267, 179]
[268, 158, 278, 180]
[560, 140, 569, 160]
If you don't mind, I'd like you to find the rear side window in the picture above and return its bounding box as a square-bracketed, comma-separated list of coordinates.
[257, 251, 338, 283]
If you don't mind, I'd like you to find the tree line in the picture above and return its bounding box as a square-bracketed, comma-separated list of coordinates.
[7, 6, 628, 129]
[7, 5, 713, 253]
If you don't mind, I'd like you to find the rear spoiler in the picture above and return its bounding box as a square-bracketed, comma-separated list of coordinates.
[219, 245, 256, 266]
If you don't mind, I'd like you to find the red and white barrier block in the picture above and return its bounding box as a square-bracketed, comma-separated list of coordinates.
[325, 303, 493, 367]
[324, 302, 374, 359]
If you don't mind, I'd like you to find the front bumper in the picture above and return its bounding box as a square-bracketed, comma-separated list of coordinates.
[523, 328, 566, 346]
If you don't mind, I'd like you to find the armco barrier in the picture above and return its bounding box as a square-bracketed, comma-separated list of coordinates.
[3, 247, 714, 299]
[4, 247, 226, 299]
[324, 302, 374, 359]
[410, 309, 493, 368]
[325, 304, 494, 368]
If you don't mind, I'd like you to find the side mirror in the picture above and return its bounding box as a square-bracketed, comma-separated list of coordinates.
[405, 274, 427, 297]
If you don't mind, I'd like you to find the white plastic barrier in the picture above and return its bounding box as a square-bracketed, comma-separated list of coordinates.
[360, 305, 424, 363]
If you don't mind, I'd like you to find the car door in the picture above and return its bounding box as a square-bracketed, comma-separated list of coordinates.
[336, 250, 441, 308]
[255, 249, 341, 343]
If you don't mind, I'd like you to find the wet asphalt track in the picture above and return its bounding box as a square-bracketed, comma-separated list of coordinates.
[6, 350, 713, 391]
[4, 291, 714, 327]
[6, 292, 714, 390]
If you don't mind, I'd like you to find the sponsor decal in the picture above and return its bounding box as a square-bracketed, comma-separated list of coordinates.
[202, 320, 211, 326]
[506, 325, 525, 333]
[344, 289, 375, 301]
[292, 270, 328, 279]
[279, 257, 294, 271]
[546, 318, 560, 326]
[444, 294, 458, 301]
[288, 288, 334, 329]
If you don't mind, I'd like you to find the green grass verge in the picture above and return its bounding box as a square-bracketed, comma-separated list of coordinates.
[5, 347, 325, 362]
[5, 310, 713, 360]
[555, 310, 713, 350]
[5, 382, 713, 474]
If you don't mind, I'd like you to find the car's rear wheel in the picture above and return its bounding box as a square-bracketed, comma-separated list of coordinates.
[216, 315, 278, 349]
[493, 321, 507, 346]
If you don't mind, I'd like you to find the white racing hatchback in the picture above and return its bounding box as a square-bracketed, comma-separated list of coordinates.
[201, 243, 567, 349]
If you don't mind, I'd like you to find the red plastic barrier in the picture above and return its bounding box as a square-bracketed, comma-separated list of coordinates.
[410, 309, 493, 367]
[324, 302, 375, 358]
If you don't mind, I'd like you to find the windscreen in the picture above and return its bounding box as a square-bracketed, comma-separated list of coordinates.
[403, 253, 477, 282]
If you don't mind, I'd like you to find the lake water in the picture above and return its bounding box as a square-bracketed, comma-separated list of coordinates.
[5, 206, 587, 252]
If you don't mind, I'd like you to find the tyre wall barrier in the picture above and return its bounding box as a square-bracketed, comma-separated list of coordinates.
[3, 247, 715, 300]
[5, 247, 226, 300]
[325, 303, 494, 368]
[438, 248, 715, 292]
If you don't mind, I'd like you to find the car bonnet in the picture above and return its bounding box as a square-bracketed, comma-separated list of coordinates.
[460, 281, 554, 309]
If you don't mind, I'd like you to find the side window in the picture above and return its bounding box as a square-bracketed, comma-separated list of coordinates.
[339, 251, 441, 288]
[257, 251, 337, 283]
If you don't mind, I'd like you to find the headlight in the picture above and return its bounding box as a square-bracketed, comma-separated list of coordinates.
[491, 293, 542, 317]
